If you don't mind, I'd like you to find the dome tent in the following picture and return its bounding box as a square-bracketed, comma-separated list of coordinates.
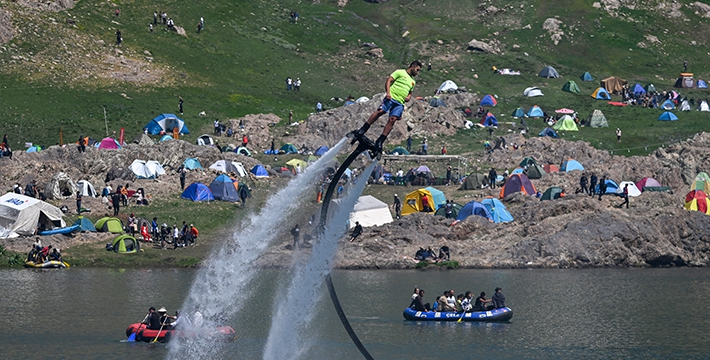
[580, 72, 594, 81]
[616, 181, 642, 197]
[279, 143, 298, 154]
[539, 127, 559, 138]
[586, 109, 608, 128]
[561, 159, 584, 172]
[437, 80, 459, 93]
[110, 234, 139, 254]
[511, 107, 526, 118]
[658, 112, 678, 121]
[595, 179, 619, 195]
[209, 174, 240, 202]
[196, 134, 215, 146]
[591, 87, 611, 100]
[159, 135, 173, 143]
[541, 186, 564, 201]
[95, 217, 124, 233]
[562, 80, 581, 93]
[685, 190, 710, 214]
[481, 198, 513, 223]
[182, 158, 203, 170]
[434, 202, 463, 218]
[251, 164, 269, 178]
[480, 94, 497, 106]
[459, 173, 488, 190]
[45, 172, 77, 200]
[538, 66, 560, 78]
[527, 105, 544, 117]
[181, 182, 214, 202]
[145, 114, 190, 135]
[552, 115, 579, 131]
[76, 180, 97, 197]
[456, 201, 492, 222]
[499, 174, 536, 199]
[314, 146, 329, 156]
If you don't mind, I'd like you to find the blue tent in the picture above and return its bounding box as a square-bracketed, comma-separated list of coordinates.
[482, 113, 498, 127]
[208, 174, 239, 202]
[632, 83, 646, 95]
[251, 164, 269, 178]
[527, 105, 544, 117]
[480, 94, 497, 106]
[511, 168, 524, 175]
[456, 201, 493, 222]
[595, 179, 619, 195]
[159, 134, 173, 143]
[581, 72, 594, 81]
[660, 99, 676, 110]
[390, 146, 409, 155]
[592, 87, 611, 100]
[145, 114, 190, 135]
[182, 158, 203, 170]
[26, 145, 41, 153]
[658, 111, 679, 121]
[314, 146, 329, 156]
[511, 107, 526, 118]
[481, 198, 514, 223]
[698, 80, 708, 89]
[73, 216, 97, 232]
[539, 127, 559, 138]
[280, 143, 298, 154]
[423, 187, 447, 210]
[344, 101, 355, 106]
[181, 182, 214, 202]
[561, 159, 584, 172]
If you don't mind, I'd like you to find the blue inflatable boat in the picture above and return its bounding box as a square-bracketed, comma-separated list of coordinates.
[38, 224, 79, 236]
[403, 307, 513, 322]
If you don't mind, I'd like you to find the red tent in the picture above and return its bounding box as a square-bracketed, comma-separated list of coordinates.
[635, 177, 662, 191]
[499, 174, 536, 199]
[98, 137, 121, 150]
[543, 164, 559, 173]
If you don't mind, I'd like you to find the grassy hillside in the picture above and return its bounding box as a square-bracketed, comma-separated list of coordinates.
[1, 0, 709, 155]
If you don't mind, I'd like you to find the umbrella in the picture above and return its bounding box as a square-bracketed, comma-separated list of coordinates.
[555, 108, 575, 114]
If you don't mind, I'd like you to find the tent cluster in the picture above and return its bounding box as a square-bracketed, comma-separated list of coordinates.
[685, 172, 710, 215]
[181, 176, 251, 203]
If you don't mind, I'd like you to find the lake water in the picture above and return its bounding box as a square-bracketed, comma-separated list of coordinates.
[1, 267, 709, 359]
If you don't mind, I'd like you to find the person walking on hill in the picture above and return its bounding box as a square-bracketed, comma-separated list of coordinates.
[580, 174, 588, 195]
[111, 187, 122, 216]
[116, 29, 122, 45]
[393, 194, 402, 219]
[618, 184, 630, 209]
[76, 191, 82, 214]
[179, 167, 186, 190]
[488, 168, 497, 189]
[178, 96, 184, 115]
[616, 128, 622, 143]
[598, 176, 607, 201]
[406, 135, 413, 153]
[350, 60, 423, 154]
[589, 173, 598, 197]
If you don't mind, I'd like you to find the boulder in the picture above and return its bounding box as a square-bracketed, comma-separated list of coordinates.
[467, 39, 498, 54]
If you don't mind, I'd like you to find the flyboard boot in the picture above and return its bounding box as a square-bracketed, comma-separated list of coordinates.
[349, 123, 370, 144]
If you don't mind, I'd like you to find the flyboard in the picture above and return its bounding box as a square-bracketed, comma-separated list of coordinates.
[317, 131, 380, 360]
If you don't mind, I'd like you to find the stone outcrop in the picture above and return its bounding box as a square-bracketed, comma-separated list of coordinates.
[0, 9, 15, 44]
[467, 39, 499, 54]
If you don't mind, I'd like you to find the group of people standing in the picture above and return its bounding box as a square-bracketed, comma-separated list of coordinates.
[409, 287, 506, 313]
[286, 77, 301, 91]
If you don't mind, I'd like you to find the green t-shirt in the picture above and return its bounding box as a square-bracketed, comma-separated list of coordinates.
[389, 69, 416, 104]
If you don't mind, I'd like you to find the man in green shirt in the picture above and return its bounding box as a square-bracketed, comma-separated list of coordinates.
[352, 60, 423, 154]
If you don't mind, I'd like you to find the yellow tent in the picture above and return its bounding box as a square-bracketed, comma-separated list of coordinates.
[286, 159, 308, 173]
[402, 189, 435, 215]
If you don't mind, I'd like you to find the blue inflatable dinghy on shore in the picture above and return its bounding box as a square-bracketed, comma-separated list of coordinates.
[38, 224, 79, 236]
[403, 307, 513, 322]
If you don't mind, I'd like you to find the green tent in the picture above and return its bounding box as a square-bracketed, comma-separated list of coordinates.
[586, 109, 609, 128]
[526, 164, 546, 180]
[541, 186, 564, 201]
[279, 143, 298, 154]
[390, 146, 409, 155]
[111, 234, 139, 253]
[459, 173, 488, 190]
[95, 217, 124, 234]
[519, 157, 537, 167]
[434, 203, 463, 218]
[562, 80, 581, 93]
[235, 146, 252, 157]
[552, 115, 579, 131]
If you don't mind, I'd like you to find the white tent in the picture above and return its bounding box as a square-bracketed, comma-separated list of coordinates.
[231, 162, 247, 177]
[210, 160, 239, 173]
[348, 195, 394, 228]
[0, 193, 65, 238]
[197, 134, 215, 146]
[355, 96, 370, 103]
[76, 180, 97, 197]
[698, 100, 710, 112]
[680, 100, 691, 111]
[523, 87, 544, 97]
[45, 172, 77, 200]
[437, 80, 458, 93]
[129, 160, 165, 179]
[616, 181, 642, 197]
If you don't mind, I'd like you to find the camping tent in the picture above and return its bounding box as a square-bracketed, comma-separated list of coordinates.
[111, 234, 139, 253]
[181, 182, 214, 202]
[159, 135, 173, 143]
[182, 158, 203, 170]
[543, 164, 560, 173]
[251, 164, 269, 178]
[134, 134, 155, 146]
[511, 168, 524, 175]
[658, 112, 678, 121]
[95, 217, 124, 233]
[616, 181, 642, 197]
[562, 81, 581, 93]
[645, 83, 657, 93]
[314, 146, 329, 156]
[208, 174, 240, 202]
[581, 72, 594, 81]
[698, 100, 710, 112]
[586, 110, 609, 128]
[129, 160, 165, 179]
[691, 172, 710, 194]
[520, 157, 537, 167]
[98, 137, 122, 150]
[26, 145, 42, 153]
[511, 107, 526, 118]
[595, 179, 619, 195]
[526, 164, 546, 180]
[235, 147, 252, 157]
[527, 105, 544, 117]
[45, 172, 77, 200]
[286, 159, 308, 173]
[435, 203, 463, 218]
[231, 162, 247, 177]
[552, 115, 579, 131]
[523, 87, 544, 97]
[539, 127, 559, 138]
[355, 96, 370, 103]
[209, 160, 239, 174]
[437, 80, 458, 93]
[402, 188, 436, 215]
[280, 143, 298, 154]
[685, 190, 710, 214]
[481, 198, 514, 223]
[459, 173, 488, 190]
[541, 186, 564, 201]
[674, 73, 695, 88]
[429, 97, 447, 107]
[73, 216, 96, 232]
[347, 195, 394, 228]
[390, 146, 409, 155]
[538, 66, 560, 78]
[145, 114, 190, 135]
[480, 94, 497, 106]
[456, 201, 492, 222]
[591, 87, 611, 100]
[680, 100, 691, 111]
[0, 193, 65, 238]
[660, 99, 676, 110]
[423, 187, 447, 210]
[561, 159, 584, 172]
[698, 79, 708, 89]
[636, 177, 662, 191]
[632, 83, 646, 95]
[601, 76, 627, 94]
[196, 134, 214, 146]
[499, 174, 536, 199]
[481, 112, 498, 127]
[76, 180, 97, 197]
